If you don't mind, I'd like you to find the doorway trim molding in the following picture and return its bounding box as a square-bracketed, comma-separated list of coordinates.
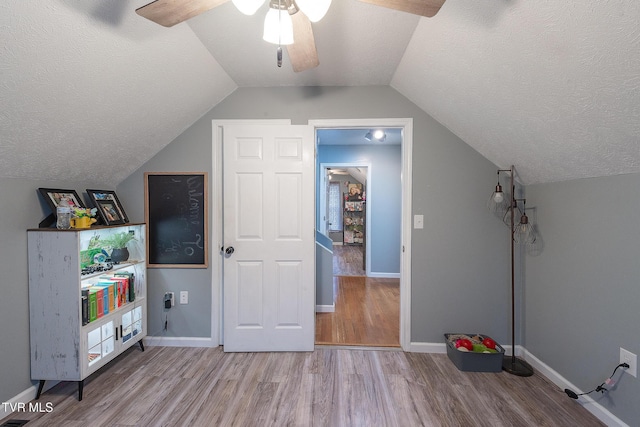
[309, 118, 413, 351]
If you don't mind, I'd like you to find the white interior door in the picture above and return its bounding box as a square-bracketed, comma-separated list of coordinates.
[222, 124, 315, 352]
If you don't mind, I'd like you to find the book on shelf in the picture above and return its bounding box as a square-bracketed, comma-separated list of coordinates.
[114, 271, 136, 303]
[81, 271, 138, 325]
[88, 290, 97, 323]
[81, 292, 89, 326]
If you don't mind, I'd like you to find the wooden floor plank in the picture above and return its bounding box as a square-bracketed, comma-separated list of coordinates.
[316, 276, 400, 347]
[2, 347, 605, 427]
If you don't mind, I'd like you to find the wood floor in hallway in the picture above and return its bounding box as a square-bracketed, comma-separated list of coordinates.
[332, 244, 365, 276]
[315, 275, 400, 347]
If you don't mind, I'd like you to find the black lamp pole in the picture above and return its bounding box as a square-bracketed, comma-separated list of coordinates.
[502, 165, 534, 376]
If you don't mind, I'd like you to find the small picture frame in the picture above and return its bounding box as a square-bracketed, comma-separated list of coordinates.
[95, 199, 126, 225]
[86, 189, 129, 223]
[38, 188, 85, 213]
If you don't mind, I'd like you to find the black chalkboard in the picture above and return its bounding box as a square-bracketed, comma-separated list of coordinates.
[145, 173, 208, 268]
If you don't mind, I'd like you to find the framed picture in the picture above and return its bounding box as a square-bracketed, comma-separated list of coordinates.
[86, 189, 129, 223]
[38, 188, 85, 213]
[95, 199, 126, 226]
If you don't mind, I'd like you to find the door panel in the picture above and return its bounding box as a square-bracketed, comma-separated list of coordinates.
[223, 124, 315, 352]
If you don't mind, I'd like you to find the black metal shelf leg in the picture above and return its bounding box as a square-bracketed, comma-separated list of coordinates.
[36, 380, 46, 400]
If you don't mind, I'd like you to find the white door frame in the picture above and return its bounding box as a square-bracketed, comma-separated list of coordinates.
[319, 162, 372, 276]
[212, 118, 413, 351]
[310, 118, 413, 351]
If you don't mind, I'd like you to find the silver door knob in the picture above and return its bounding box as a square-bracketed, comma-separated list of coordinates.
[225, 246, 235, 255]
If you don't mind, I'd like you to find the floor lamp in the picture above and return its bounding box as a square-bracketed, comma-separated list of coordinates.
[488, 165, 535, 377]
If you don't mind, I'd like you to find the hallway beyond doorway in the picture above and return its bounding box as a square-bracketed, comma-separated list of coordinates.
[315, 275, 400, 347]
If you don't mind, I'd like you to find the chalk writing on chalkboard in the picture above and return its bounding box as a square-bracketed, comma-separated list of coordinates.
[145, 173, 208, 268]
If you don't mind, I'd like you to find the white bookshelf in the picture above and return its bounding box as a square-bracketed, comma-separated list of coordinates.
[27, 223, 147, 400]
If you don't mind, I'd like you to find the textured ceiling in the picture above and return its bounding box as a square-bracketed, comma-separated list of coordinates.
[1, 0, 639, 186]
[392, 0, 640, 184]
[1, 0, 236, 186]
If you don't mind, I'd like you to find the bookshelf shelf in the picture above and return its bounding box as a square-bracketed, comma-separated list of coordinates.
[343, 200, 365, 245]
[27, 223, 147, 401]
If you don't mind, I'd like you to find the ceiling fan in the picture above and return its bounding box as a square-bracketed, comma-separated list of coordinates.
[135, 0, 447, 72]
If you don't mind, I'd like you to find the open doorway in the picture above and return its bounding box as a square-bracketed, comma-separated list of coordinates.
[314, 125, 405, 347]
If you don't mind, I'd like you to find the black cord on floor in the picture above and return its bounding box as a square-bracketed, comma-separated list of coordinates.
[565, 363, 629, 399]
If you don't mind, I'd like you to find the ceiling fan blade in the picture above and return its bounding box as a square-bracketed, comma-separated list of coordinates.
[136, 0, 230, 27]
[358, 0, 446, 18]
[287, 12, 319, 72]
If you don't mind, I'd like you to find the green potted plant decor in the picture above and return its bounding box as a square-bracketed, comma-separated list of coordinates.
[100, 231, 137, 263]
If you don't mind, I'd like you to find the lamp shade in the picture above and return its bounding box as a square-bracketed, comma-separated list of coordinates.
[233, 0, 265, 15]
[263, 8, 294, 45]
[295, 0, 331, 22]
[514, 213, 536, 245]
[488, 183, 508, 215]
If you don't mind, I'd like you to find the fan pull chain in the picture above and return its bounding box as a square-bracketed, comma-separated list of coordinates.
[277, 0, 283, 67]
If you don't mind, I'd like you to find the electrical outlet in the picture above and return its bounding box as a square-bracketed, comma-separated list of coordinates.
[164, 292, 174, 308]
[180, 291, 188, 304]
[620, 348, 637, 378]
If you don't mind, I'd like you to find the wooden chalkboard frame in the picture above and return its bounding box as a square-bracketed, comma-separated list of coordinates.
[144, 172, 208, 268]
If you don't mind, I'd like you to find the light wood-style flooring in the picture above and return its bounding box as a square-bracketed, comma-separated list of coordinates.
[1, 346, 604, 426]
[318, 244, 400, 347]
[315, 276, 400, 347]
[332, 244, 365, 276]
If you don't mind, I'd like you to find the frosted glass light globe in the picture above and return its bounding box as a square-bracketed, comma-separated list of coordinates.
[233, 0, 265, 16]
[263, 8, 294, 45]
[296, 0, 331, 22]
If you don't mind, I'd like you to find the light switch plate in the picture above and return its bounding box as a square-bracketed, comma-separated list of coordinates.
[414, 214, 424, 229]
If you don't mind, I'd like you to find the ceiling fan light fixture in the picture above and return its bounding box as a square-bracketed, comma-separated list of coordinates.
[263, 8, 294, 45]
[233, 0, 266, 16]
[295, 0, 331, 22]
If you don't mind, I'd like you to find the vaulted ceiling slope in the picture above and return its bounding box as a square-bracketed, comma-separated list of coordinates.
[393, 0, 640, 185]
[2, 1, 638, 186]
[1, 0, 236, 187]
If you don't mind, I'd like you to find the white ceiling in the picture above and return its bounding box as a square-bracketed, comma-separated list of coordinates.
[2, 0, 639, 186]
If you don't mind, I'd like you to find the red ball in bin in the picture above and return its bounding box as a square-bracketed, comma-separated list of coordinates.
[455, 339, 473, 351]
[482, 337, 497, 350]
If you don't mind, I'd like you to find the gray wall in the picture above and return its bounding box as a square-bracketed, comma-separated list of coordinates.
[117, 86, 508, 344]
[526, 173, 640, 425]
[0, 177, 103, 403]
[117, 118, 214, 339]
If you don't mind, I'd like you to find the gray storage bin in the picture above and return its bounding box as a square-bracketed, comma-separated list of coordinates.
[444, 333, 505, 372]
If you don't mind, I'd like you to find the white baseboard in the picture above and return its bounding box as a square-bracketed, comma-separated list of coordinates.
[367, 272, 401, 279]
[522, 349, 629, 427]
[409, 342, 447, 353]
[316, 304, 335, 313]
[144, 336, 218, 347]
[408, 341, 628, 427]
[1, 380, 59, 419]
